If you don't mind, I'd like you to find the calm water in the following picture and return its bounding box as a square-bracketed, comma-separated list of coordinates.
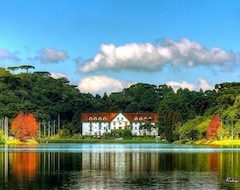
[1, 143, 240, 190]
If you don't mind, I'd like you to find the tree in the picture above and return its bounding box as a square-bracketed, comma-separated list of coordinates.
[164, 110, 181, 142]
[206, 114, 221, 140]
[217, 126, 226, 140]
[0, 130, 5, 144]
[179, 116, 209, 140]
[10, 111, 39, 141]
[7, 66, 19, 74]
[19, 65, 35, 74]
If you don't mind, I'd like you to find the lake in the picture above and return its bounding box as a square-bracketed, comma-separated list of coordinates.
[1, 143, 240, 189]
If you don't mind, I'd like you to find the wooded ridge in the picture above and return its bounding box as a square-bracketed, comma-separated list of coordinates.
[1, 67, 240, 142]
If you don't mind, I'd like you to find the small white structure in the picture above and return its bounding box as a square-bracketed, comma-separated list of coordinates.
[81, 112, 158, 137]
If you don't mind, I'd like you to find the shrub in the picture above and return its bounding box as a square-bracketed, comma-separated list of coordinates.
[122, 130, 132, 139]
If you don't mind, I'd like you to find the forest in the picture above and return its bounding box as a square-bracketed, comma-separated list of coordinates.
[1, 66, 240, 142]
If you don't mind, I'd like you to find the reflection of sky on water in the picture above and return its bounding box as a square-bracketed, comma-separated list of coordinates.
[1, 143, 240, 153]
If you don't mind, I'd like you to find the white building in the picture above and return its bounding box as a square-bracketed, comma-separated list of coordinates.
[81, 112, 158, 137]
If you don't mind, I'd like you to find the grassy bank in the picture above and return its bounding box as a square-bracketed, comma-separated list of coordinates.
[39, 137, 165, 144]
[6, 138, 240, 146]
[6, 139, 39, 145]
[209, 140, 240, 146]
[173, 139, 240, 146]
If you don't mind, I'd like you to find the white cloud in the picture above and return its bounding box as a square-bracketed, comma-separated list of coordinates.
[166, 78, 213, 92]
[50, 72, 67, 79]
[78, 75, 131, 95]
[35, 48, 68, 63]
[198, 78, 213, 91]
[166, 81, 195, 92]
[0, 49, 20, 62]
[79, 38, 238, 73]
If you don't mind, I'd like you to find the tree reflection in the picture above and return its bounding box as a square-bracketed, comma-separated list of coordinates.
[11, 152, 38, 181]
[1, 145, 240, 189]
[208, 152, 219, 172]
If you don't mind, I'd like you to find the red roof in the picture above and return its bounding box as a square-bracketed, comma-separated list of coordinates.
[81, 113, 158, 123]
[124, 113, 158, 122]
[81, 113, 118, 122]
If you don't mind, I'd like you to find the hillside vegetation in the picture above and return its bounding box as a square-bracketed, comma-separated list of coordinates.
[1, 67, 240, 142]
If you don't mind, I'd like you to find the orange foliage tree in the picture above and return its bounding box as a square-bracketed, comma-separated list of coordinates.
[10, 111, 39, 141]
[206, 114, 221, 140]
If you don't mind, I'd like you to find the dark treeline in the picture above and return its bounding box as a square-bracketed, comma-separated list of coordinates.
[1, 67, 240, 141]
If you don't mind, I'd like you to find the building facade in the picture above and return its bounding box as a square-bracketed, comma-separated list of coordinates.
[81, 112, 158, 137]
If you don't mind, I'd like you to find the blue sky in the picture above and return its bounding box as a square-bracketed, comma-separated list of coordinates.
[0, 0, 240, 95]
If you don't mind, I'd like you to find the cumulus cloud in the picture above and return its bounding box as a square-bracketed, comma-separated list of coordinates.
[166, 78, 213, 92]
[166, 81, 195, 92]
[0, 49, 20, 62]
[198, 78, 213, 91]
[35, 48, 68, 63]
[50, 72, 67, 79]
[78, 75, 131, 95]
[79, 38, 239, 73]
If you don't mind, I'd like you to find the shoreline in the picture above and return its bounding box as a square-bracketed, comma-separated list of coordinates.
[5, 138, 240, 146]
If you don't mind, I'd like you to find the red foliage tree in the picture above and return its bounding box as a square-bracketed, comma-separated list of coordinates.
[206, 114, 221, 140]
[10, 111, 39, 141]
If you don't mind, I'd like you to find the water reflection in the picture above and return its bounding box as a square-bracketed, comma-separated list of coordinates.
[0, 144, 240, 189]
[11, 152, 38, 181]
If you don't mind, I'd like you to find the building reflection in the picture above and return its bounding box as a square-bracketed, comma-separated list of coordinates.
[81, 151, 159, 173]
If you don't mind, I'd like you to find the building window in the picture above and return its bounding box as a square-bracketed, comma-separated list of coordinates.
[134, 117, 138, 120]
[94, 117, 97, 120]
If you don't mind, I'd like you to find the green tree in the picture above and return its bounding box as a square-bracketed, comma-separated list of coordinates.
[164, 110, 181, 142]
[217, 126, 226, 140]
[7, 66, 19, 74]
[19, 65, 35, 74]
[0, 130, 6, 144]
